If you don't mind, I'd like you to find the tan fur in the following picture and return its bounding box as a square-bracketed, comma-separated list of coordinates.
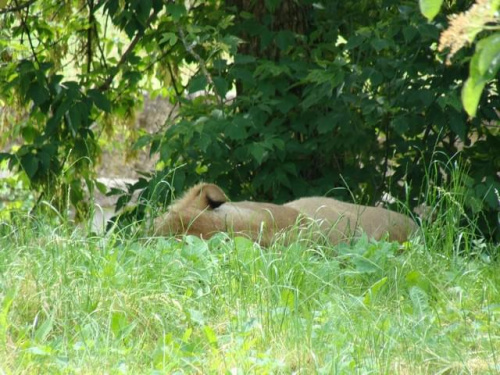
[154, 183, 417, 245]
[285, 197, 417, 244]
[154, 183, 302, 245]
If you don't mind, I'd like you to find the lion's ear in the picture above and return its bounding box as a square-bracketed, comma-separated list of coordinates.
[169, 183, 229, 212]
[201, 184, 227, 209]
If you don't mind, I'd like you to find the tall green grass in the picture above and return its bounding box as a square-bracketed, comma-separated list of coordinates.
[0, 164, 499, 374]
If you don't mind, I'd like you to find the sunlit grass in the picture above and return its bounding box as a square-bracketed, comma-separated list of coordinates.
[0, 216, 499, 374]
[1, 161, 499, 373]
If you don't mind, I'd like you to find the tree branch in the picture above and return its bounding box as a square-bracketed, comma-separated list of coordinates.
[13, 0, 39, 65]
[0, 0, 36, 15]
[98, 10, 159, 92]
[86, 0, 94, 76]
[178, 27, 223, 106]
[94, 14, 108, 70]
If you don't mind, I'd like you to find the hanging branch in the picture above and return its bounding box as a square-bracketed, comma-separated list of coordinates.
[0, 0, 36, 14]
[86, 0, 94, 76]
[178, 27, 223, 107]
[98, 10, 159, 92]
[13, 0, 39, 65]
[93, 13, 108, 70]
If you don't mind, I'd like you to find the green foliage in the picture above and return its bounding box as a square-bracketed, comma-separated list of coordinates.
[463, 31, 500, 117]
[136, 1, 499, 240]
[426, 0, 500, 117]
[0, 1, 499, 241]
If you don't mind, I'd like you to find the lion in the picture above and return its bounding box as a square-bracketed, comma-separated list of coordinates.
[153, 183, 302, 245]
[154, 183, 417, 245]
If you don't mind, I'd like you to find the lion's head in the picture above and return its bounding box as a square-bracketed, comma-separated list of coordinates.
[154, 183, 302, 245]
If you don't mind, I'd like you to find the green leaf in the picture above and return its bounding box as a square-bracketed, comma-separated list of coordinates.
[345, 34, 364, 50]
[477, 33, 500, 78]
[462, 76, 485, 117]
[37, 151, 51, 171]
[34, 317, 53, 343]
[352, 257, 379, 273]
[21, 126, 37, 143]
[182, 327, 193, 342]
[203, 325, 218, 345]
[160, 32, 178, 47]
[249, 143, 266, 165]
[21, 153, 39, 179]
[409, 286, 429, 316]
[188, 75, 207, 94]
[96, 180, 107, 194]
[26, 346, 51, 356]
[67, 104, 82, 133]
[305, 67, 344, 87]
[46, 97, 73, 135]
[110, 311, 128, 338]
[254, 61, 291, 78]
[363, 277, 388, 305]
[405, 270, 431, 293]
[361, 67, 383, 86]
[371, 38, 390, 52]
[419, 0, 443, 21]
[159, 142, 171, 162]
[133, 134, 152, 150]
[213, 76, 228, 98]
[137, 0, 152, 23]
[448, 111, 466, 141]
[301, 84, 332, 110]
[402, 26, 418, 43]
[88, 89, 111, 112]
[317, 113, 339, 134]
[166, 3, 187, 22]
[391, 115, 410, 135]
[27, 82, 50, 108]
[275, 30, 294, 51]
[226, 117, 249, 140]
[222, 35, 241, 52]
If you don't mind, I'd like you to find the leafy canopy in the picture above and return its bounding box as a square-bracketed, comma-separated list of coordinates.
[0, 0, 499, 241]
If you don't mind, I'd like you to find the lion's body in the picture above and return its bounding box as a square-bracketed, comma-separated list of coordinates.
[285, 197, 417, 244]
[154, 183, 417, 245]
